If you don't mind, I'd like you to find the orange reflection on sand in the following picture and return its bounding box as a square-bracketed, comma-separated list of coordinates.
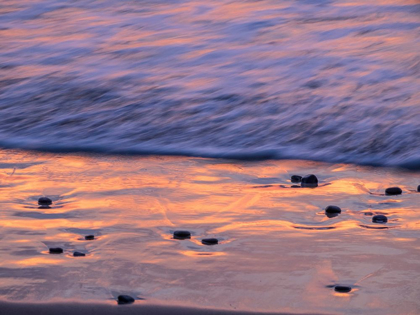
[17, 257, 65, 266]
[0, 150, 419, 313]
[181, 251, 226, 257]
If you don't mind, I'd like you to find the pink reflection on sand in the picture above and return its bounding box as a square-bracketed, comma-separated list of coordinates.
[0, 150, 419, 313]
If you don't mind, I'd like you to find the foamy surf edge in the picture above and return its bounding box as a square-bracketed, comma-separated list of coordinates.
[0, 140, 419, 170]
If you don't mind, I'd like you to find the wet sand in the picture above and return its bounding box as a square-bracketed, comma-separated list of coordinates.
[0, 301, 322, 315]
[0, 149, 420, 314]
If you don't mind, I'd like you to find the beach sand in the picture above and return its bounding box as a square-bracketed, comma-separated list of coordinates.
[0, 301, 321, 315]
[0, 149, 419, 314]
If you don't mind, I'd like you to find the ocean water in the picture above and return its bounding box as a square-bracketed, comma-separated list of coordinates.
[0, 0, 419, 167]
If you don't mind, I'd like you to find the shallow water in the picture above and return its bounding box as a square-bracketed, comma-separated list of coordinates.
[0, 0, 420, 167]
[0, 149, 419, 314]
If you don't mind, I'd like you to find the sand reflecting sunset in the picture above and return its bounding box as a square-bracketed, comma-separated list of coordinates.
[0, 150, 418, 313]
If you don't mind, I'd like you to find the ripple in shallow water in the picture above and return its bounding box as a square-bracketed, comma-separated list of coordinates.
[0, 151, 419, 314]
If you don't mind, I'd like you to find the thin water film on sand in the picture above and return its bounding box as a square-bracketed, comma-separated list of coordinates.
[0, 150, 419, 314]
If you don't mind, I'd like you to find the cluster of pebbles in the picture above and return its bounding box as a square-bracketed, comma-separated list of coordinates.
[38, 173, 413, 302]
[39, 197, 131, 303]
[39, 197, 220, 305]
[288, 173, 413, 293]
[173, 230, 219, 245]
[291, 174, 408, 224]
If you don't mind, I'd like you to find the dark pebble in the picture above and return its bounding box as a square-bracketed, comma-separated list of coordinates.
[173, 230, 191, 240]
[325, 205, 341, 214]
[417, 185, 420, 192]
[372, 214, 388, 223]
[49, 247, 63, 254]
[38, 197, 52, 206]
[385, 187, 402, 195]
[202, 238, 218, 245]
[117, 295, 135, 305]
[334, 285, 352, 293]
[301, 174, 318, 187]
[73, 251, 86, 257]
[85, 235, 95, 240]
[291, 175, 302, 183]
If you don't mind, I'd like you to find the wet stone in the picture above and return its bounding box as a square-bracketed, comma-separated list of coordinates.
[73, 251, 86, 257]
[85, 235, 95, 240]
[291, 175, 302, 183]
[325, 205, 341, 214]
[173, 230, 191, 240]
[38, 197, 52, 206]
[118, 295, 135, 305]
[417, 185, 420, 192]
[334, 285, 352, 293]
[202, 238, 218, 245]
[372, 214, 388, 223]
[49, 247, 63, 254]
[385, 187, 402, 195]
[301, 174, 318, 187]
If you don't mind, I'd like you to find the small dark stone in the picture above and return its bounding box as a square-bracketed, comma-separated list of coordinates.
[417, 185, 420, 192]
[325, 205, 341, 214]
[291, 175, 302, 183]
[202, 238, 218, 245]
[173, 230, 191, 240]
[117, 295, 135, 305]
[301, 174, 318, 187]
[85, 235, 95, 240]
[38, 197, 52, 206]
[49, 247, 63, 254]
[73, 251, 86, 257]
[334, 285, 352, 293]
[372, 214, 388, 223]
[385, 187, 402, 195]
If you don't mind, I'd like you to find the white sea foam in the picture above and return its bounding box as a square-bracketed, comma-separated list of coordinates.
[0, 0, 419, 167]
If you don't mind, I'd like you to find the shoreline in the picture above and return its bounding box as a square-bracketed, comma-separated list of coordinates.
[0, 145, 419, 171]
[0, 149, 419, 314]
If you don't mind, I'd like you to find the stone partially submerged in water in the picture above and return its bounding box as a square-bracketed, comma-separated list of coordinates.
[372, 214, 388, 223]
[202, 238, 218, 245]
[117, 295, 135, 305]
[325, 205, 341, 214]
[173, 230, 191, 240]
[38, 197, 52, 206]
[325, 205, 341, 218]
[301, 174, 318, 187]
[73, 251, 86, 257]
[334, 285, 352, 293]
[49, 247, 63, 254]
[385, 187, 402, 195]
[291, 175, 302, 183]
[85, 235, 95, 240]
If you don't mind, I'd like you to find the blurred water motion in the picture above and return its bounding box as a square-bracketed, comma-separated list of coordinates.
[0, 150, 419, 314]
[0, 0, 420, 166]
